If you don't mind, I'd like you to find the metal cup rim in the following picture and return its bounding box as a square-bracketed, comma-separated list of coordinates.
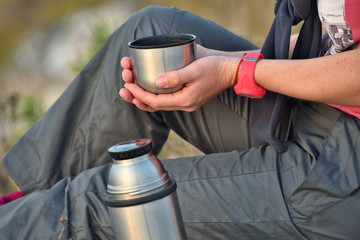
[128, 33, 196, 49]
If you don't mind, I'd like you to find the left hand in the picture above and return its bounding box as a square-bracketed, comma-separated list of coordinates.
[119, 55, 237, 112]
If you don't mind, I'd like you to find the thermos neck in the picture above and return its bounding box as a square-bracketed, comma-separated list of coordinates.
[105, 180, 177, 207]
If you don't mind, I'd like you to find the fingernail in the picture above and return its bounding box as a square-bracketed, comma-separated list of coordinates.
[156, 77, 167, 88]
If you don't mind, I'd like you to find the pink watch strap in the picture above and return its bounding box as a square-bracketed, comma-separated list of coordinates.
[234, 53, 266, 99]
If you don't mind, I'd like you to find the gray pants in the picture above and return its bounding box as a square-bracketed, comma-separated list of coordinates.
[1, 6, 360, 240]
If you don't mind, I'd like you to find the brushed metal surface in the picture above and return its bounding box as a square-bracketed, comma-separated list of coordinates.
[105, 140, 187, 239]
[129, 34, 196, 94]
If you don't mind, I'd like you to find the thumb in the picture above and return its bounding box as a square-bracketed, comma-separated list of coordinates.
[156, 63, 196, 88]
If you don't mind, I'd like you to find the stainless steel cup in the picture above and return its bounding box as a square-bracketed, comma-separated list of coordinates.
[129, 34, 196, 94]
[104, 139, 187, 240]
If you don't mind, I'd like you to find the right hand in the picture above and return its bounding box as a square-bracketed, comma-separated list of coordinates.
[119, 52, 238, 112]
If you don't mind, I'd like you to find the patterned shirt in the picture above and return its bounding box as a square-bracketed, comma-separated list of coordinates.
[318, 0, 360, 119]
[318, 0, 359, 55]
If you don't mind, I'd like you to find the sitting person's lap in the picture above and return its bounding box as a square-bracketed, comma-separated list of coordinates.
[1, 5, 360, 240]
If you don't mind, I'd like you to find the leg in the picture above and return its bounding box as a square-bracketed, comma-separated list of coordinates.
[162, 144, 310, 240]
[0, 126, 319, 239]
[162, 102, 360, 239]
[0, 164, 112, 239]
[5, 5, 358, 240]
[1, 104, 358, 239]
[0, 138, 309, 239]
[289, 109, 360, 239]
[2, 6, 258, 193]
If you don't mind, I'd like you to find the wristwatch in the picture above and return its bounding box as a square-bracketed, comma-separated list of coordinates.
[234, 52, 266, 99]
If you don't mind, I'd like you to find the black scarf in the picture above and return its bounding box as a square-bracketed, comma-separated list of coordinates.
[251, 0, 322, 152]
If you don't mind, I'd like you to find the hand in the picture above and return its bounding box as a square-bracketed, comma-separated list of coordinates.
[121, 44, 211, 83]
[120, 55, 237, 112]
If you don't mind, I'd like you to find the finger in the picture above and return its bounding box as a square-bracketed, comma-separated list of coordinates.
[120, 57, 132, 69]
[119, 88, 134, 103]
[125, 83, 186, 111]
[132, 98, 157, 112]
[156, 62, 198, 88]
[122, 69, 134, 83]
[120, 87, 156, 112]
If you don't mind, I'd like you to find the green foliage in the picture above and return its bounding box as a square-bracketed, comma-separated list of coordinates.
[17, 94, 45, 127]
[70, 19, 114, 74]
[90, 19, 113, 55]
[0, 93, 46, 195]
[0, 0, 106, 68]
[0, 18, 114, 195]
[1, 93, 45, 154]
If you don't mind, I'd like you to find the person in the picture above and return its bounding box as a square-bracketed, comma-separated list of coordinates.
[1, 1, 359, 239]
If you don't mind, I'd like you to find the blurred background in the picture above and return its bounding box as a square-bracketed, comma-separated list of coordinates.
[0, 0, 276, 195]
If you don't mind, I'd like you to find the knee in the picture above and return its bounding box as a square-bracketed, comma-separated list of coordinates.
[138, 5, 172, 16]
[125, 5, 176, 38]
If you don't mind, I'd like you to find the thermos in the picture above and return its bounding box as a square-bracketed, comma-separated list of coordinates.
[104, 139, 187, 240]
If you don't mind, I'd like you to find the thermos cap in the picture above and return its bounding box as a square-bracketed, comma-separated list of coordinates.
[108, 139, 152, 160]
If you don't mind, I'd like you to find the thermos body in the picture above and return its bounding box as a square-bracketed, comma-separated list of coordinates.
[104, 139, 187, 240]
[108, 191, 185, 240]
